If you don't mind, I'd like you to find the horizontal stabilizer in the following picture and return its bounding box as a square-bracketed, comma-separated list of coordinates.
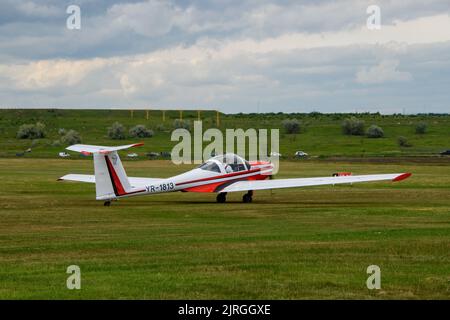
[66, 143, 143, 154]
[58, 174, 163, 187]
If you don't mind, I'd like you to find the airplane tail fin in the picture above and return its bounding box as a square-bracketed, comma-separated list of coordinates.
[67, 143, 143, 200]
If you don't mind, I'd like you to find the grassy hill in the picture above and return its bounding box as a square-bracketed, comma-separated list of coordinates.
[1, 109, 449, 159]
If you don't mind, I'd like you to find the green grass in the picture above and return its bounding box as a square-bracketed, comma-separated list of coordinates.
[0, 159, 449, 299]
[1, 109, 450, 159]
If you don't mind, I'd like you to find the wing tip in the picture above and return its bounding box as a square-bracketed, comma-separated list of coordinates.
[392, 172, 412, 182]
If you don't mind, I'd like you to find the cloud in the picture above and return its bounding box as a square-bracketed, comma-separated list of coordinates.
[356, 60, 412, 84]
[0, 58, 109, 90]
[0, 1, 449, 113]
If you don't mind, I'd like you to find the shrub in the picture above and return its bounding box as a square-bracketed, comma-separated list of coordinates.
[398, 136, 412, 147]
[282, 119, 301, 134]
[129, 125, 154, 138]
[108, 122, 126, 140]
[342, 117, 365, 136]
[156, 124, 166, 131]
[366, 125, 384, 138]
[61, 130, 82, 145]
[52, 140, 61, 147]
[58, 128, 66, 136]
[415, 122, 427, 134]
[173, 119, 191, 130]
[16, 122, 46, 139]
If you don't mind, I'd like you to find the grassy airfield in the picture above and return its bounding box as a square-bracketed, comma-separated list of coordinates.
[0, 158, 449, 299]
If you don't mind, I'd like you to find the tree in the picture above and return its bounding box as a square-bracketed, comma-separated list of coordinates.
[108, 122, 126, 140]
[173, 119, 191, 130]
[61, 130, 82, 145]
[282, 119, 301, 134]
[366, 125, 384, 138]
[129, 125, 154, 138]
[398, 136, 412, 147]
[16, 122, 46, 139]
[342, 117, 365, 136]
[415, 122, 427, 134]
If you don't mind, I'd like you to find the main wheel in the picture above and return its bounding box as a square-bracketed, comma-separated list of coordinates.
[216, 192, 227, 203]
[242, 193, 252, 203]
[104, 201, 111, 206]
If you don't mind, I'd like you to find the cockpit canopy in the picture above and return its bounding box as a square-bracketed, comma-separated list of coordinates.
[198, 154, 250, 173]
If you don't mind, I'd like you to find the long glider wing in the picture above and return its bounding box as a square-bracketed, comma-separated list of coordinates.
[219, 173, 411, 193]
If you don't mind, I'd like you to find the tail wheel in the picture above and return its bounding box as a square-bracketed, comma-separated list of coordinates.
[216, 192, 227, 203]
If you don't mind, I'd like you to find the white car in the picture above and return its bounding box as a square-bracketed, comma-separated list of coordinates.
[270, 151, 282, 157]
[58, 152, 70, 158]
[295, 151, 308, 158]
[127, 153, 139, 158]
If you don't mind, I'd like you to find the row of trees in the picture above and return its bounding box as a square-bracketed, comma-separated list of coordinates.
[107, 122, 154, 140]
[341, 117, 428, 138]
[16, 118, 429, 147]
[16, 122, 82, 145]
[281, 117, 428, 138]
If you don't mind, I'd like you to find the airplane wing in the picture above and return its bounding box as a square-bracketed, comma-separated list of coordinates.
[219, 173, 411, 193]
[58, 174, 163, 186]
[66, 143, 143, 154]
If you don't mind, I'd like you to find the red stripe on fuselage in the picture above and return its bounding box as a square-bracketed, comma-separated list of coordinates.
[177, 167, 271, 186]
[105, 155, 127, 195]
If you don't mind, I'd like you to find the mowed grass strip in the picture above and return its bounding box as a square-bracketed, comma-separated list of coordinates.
[0, 159, 449, 299]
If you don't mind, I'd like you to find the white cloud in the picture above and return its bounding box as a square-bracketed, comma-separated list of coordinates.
[16, 1, 60, 18]
[355, 60, 412, 84]
[1, 58, 109, 90]
[0, 2, 449, 112]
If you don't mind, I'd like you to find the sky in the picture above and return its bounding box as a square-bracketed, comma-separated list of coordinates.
[0, 0, 449, 114]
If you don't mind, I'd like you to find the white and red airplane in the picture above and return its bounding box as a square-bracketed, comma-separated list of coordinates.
[58, 143, 412, 206]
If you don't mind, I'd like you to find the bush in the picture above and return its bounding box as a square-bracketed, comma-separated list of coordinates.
[366, 125, 384, 138]
[108, 122, 126, 140]
[61, 130, 82, 145]
[398, 136, 412, 147]
[156, 124, 166, 131]
[415, 122, 427, 134]
[282, 119, 301, 134]
[16, 122, 46, 139]
[173, 119, 191, 130]
[129, 125, 154, 138]
[58, 128, 66, 136]
[342, 117, 365, 136]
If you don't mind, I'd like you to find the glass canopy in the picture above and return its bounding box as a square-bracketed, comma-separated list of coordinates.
[199, 154, 250, 173]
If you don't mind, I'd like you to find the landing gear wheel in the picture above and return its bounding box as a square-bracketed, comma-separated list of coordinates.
[243, 191, 253, 203]
[104, 201, 111, 206]
[216, 192, 227, 203]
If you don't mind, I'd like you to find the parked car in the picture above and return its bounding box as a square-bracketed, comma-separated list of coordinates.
[440, 150, 450, 156]
[294, 151, 309, 158]
[160, 151, 171, 159]
[270, 151, 282, 157]
[127, 153, 139, 159]
[146, 152, 160, 158]
[58, 152, 70, 158]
